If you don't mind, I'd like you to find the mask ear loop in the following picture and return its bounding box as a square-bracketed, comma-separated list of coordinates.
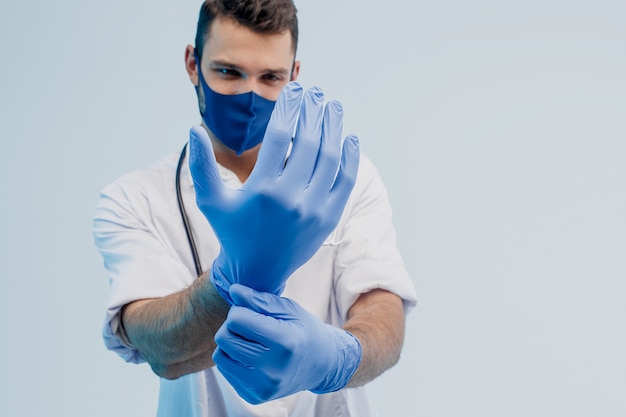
[176, 143, 203, 277]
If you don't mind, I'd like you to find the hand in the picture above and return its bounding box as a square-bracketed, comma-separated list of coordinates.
[189, 82, 360, 304]
[213, 284, 362, 404]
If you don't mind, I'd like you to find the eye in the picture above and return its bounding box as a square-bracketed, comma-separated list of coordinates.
[214, 68, 242, 79]
[261, 73, 283, 84]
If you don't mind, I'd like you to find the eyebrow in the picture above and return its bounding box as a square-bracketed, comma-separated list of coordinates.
[208, 60, 290, 75]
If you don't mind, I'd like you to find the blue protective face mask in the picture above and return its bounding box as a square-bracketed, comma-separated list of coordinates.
[195, 55, 276, 155]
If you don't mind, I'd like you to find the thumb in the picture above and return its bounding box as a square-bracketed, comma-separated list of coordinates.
[188, 125, 225, 209]
[230, 284, 299, 320]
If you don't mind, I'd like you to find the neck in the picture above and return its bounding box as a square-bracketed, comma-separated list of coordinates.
[213, 145, 260, 183]
[200, 123, 259, 183]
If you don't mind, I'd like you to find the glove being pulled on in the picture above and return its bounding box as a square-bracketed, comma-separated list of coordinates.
[189, 82, 360, 304]
[213, 284, 362, 404]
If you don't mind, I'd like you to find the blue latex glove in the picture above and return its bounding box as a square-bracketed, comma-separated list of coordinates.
[189, 82, 360, 304]
[213, 284, 362, 404]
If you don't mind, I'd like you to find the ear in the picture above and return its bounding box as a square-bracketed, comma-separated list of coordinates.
[290, 60, 301, 81]
[185, 44, 199, 86]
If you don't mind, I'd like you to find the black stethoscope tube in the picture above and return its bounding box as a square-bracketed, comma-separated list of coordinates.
[176, 144, 203, 277]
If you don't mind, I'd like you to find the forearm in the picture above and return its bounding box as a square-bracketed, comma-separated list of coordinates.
[343, 289, 406, 387]
[121, 272, 229, 379]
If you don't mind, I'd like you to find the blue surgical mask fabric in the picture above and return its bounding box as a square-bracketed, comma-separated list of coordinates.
[195, 54, 276, 155]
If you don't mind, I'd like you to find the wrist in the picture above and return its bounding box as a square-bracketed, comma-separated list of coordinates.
[311, 328, 362, 394]
[210, 260, 234, 306]
[188, 271, 230, 316]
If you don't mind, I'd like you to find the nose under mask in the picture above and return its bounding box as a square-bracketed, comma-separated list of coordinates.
[195, 54, 277, 155]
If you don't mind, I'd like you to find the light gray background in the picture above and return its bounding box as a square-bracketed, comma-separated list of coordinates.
[1, 1, 624, 416]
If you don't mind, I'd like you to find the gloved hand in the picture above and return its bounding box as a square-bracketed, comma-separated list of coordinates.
[189, 82, 360, 304]
[213, 284, 362, 404]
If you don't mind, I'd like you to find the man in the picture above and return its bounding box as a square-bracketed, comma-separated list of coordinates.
[93, 1, 417, 415]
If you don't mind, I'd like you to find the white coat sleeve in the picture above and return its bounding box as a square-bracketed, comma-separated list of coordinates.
[333, 155, 417, 323]
[93, 170, 196, 364]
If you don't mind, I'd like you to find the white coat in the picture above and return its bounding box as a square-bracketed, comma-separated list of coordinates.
[93, 146, 417, 417]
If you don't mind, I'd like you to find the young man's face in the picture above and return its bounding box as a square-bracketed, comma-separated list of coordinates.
[191, 16, 299, 101]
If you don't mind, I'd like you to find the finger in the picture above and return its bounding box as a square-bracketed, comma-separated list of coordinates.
[188, 125, 225, 210]
[281, 86, 325, 185]
[327, 135, 360, 211]
[218, 304, 280, 346]
[214, 320, 269, 367]
[306, 100, 344, 196]
[249, 82, 303, 183]
[227, 284, 303, 345]
[223, 304, 293, 349]
[212, 352, 265, 404]
[229, 284, 298, 320]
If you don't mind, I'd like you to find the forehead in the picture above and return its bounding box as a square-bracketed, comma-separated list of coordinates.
[202, 17, 295, 69]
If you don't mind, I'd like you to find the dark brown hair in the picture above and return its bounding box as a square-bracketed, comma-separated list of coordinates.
[194, 0, 299, 59]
